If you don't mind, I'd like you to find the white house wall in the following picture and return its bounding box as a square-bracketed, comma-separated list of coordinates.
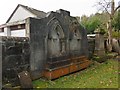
[11, 29, 26, 37]
[0, 32, 5, 36]
[8, 6, 36, 23]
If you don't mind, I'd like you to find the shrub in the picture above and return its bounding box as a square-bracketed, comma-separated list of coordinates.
[112, 31, 120, 38]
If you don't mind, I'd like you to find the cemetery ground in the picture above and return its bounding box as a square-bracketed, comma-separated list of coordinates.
[33, 55, 119, 88]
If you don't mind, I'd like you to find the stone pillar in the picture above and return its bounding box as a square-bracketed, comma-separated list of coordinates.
[4, 27, 11, 36]
[25, 19, 30, 37]
[94, 31, 105, 57]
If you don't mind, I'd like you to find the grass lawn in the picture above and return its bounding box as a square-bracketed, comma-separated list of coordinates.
[33, 60, 119, 88]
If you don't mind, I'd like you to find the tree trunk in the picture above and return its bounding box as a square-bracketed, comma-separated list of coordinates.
[107, 19, 112, 52]
[106, 0, 115, 52]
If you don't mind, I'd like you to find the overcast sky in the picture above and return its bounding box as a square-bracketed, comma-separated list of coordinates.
[0, 0, 119, 24]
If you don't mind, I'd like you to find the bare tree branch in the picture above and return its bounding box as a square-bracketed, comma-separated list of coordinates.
[97, 1, 111, 16]
[95, 0, 118, 51]
[114, 5, 120, 13]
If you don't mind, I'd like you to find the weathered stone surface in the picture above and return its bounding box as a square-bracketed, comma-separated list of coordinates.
[88, 39, 95, 58]
[28, 9, 89, 79]
[1, 36, 30, 86]
[18, 71, 33, 88]
[112, 38, 120, 55]
[94, 33, 105, 57]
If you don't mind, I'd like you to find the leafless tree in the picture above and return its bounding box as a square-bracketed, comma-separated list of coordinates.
[96, 0, 120, 51]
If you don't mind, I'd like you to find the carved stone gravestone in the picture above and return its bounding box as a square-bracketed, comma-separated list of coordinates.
[28, 9, 90, 79]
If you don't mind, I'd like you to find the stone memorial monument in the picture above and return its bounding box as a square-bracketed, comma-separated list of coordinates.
[94, 29, 105, 57]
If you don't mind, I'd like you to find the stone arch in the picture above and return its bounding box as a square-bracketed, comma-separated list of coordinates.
[69, 19, 82, 55]
[48, 23, 64, 39]
[47, 19, 65, 57]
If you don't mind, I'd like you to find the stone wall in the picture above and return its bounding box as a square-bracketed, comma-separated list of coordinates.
[1, 36, 30, 86]
[88, 38, 95, 58]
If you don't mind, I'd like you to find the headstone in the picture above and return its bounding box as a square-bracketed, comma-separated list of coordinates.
[94, 31, 105, 57]
[112, 38, 120, 55]
[18, 71, 33, 89]
[28, 9, 90, 79]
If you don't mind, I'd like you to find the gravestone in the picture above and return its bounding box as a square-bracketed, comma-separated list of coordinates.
[94, 30, 105, 57]
[112, 38, 120, 55]
[28, 9, 90, 79]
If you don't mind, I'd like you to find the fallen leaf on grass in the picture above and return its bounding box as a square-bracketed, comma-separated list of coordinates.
[106, 84, 109, 86]
[109, 80, 112, 83]
[100, 81, 103, 84]
[36, 87, 40, 88]
[94, 70, 97, 73]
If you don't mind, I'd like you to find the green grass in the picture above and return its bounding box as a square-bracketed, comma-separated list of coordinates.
[33, 60, 119, 88]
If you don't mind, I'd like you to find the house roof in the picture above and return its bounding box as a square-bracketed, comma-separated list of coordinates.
[6, 4, 47, 23]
